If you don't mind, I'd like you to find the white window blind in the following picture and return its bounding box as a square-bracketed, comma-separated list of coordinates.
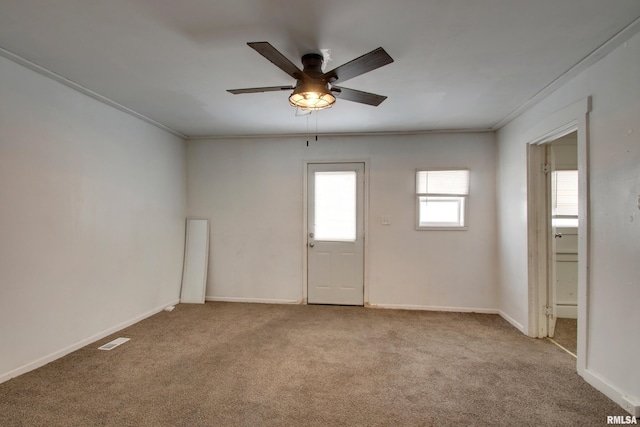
[417, 170, 469, 195]
[552, 170, 578, 217]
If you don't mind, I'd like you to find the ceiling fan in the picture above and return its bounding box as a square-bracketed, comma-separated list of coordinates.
[227, 42, 394, 111]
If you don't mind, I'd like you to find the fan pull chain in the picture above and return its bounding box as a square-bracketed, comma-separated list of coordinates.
[304, 110, 320, 147]
[306, 113, 310, 147]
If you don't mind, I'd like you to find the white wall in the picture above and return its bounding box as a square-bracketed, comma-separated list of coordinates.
[0, 55, 187, 381]
[551, 134, 578, 169]
[497, 33, 640, 410]
[187, 132, 497, 311]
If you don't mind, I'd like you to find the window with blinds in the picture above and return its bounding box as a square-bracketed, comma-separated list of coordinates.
[416, 169, 470, 229]
[552, 170, 578, 227]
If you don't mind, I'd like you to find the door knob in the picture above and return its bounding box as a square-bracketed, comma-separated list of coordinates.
[554, 233, 562, 238]
[309, 242, 315, 247]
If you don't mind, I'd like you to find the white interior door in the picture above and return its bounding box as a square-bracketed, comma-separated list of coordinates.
[307, 163, 364, 306]
[547, 146, 558, 337]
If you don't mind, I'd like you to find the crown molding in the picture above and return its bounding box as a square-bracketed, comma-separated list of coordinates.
[186, 128, 494, 141]
[492, 16, 640, 130]
[0, 45, 187, 139]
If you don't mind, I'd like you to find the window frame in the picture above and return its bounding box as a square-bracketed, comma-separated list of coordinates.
[415, 168, 470, 231]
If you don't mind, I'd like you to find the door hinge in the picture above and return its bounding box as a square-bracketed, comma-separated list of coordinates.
[542, 162, 550, 174]
[543, 305, 553, 317]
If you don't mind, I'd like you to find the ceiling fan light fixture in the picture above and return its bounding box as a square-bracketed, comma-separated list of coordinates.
[289, 83, 336, 110]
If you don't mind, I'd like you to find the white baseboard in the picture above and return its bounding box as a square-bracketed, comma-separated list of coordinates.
[581, 369, 640, 417]
[556, 305, 578, 319]
[0, 299, 180, 385]
[498, 310, 526, 334]
[205, 296, 302, 304]
[367, 303, 499, 314]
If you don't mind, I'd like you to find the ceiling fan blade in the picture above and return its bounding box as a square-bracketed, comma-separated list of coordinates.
[323, 47, 393, 84]
[247, 42, 308, 80]
[332, 86, 387, 106]
[227, 86, 294, 94]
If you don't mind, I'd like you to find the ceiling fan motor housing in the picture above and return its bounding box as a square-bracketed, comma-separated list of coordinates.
[301, 53, 324, 76]
[298, 53, 331, 89]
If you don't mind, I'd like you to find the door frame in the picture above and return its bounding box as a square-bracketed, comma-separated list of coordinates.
[525, 97, 590, 374]
[302, 159, 369, 305]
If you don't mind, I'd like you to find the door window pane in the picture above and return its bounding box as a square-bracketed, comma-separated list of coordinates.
[314, 171, 356, 241]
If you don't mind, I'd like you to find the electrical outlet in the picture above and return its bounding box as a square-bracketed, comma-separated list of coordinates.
[381, 215, 391, 225]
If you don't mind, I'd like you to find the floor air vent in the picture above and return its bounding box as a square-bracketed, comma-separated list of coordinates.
[98, 337, 130, 351]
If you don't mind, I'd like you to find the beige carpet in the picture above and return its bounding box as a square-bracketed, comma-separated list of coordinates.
[0, 302, 628, 426]
[553, 318, 578, 355]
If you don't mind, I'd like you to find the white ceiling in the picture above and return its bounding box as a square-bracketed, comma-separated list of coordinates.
[1, 1, 639, 138]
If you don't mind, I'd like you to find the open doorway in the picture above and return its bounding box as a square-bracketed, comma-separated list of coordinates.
[528, 130, 580, 357]
[546, 132, 579, 356]
[524, 98, 590, 374]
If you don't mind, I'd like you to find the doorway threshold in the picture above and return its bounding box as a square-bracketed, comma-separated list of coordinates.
[546, 337, 577, 359]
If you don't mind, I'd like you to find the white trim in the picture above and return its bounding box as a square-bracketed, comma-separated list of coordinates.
[0, 45, 186, 139]
[493, 16, 640, 130]
[582, 370, 640, 417]
[368, 303, 498, 314]
[575, 102, 591, 376]
[498, 310, 526, 334]
[521, 98, 590, 146]
[363, 162, 371, 306]
[302, 163, 309, 303]
[205, 296, 302, 304]
[524, 97, 591, 372]
[186, 128, 493, 141]
[527, 142, 549, 338]
[0, 299, 180, 385]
